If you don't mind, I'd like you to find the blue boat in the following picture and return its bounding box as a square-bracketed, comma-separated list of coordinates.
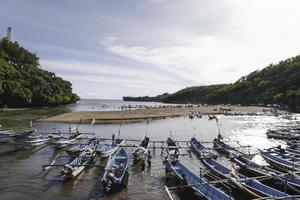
[191, 137, 293, 198]
[101, 148, 129, 193]
[165, 158, 234, 200]
[260, 150, 300, 172]
[216, 139, 300, 194]
[190, 137, 217, 159]
[202, 157, 294, 199]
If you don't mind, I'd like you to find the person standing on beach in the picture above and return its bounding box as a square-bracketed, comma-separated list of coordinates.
[141, 160, 146, 172]
[147, 151, 152, 167]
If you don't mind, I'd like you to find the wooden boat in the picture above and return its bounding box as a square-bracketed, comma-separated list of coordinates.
[260, 150, 300, 172]
[193, 138, 293, 198]
[61, 147, 94, 178]
[132, 136, 150, 161]
[217, 140, 300, 194]
[96, 139, 125, 158]
[66, 138, 98, 157]
[166, 137, 181, 158]
[201, 156, 293, 199]
[101, 148, 129, 193]
[165, 158, 234, 200]
[190, 137, 217, 158]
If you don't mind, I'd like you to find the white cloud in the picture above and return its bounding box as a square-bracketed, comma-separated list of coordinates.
[105, 0, 300, 85]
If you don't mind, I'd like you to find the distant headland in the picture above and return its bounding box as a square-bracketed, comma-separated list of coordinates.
[123, 56, 300, 113]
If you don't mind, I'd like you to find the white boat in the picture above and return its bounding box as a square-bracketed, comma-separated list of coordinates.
[61, 148, 94, 178]
[27, 138, 50, 146]
[66, 138, 98, 157]
[96, 139, 125, 158]
[132, 137, 149, 161]
[55, 138, 77, 149]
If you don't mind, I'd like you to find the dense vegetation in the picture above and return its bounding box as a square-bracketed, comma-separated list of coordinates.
[0, 39, 79, 107]
[125, 56, 300, 112]
[163, 56, 300, 112]
[123, 93, 169, 102]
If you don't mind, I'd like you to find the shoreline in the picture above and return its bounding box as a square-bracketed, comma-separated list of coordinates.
[37, 106, 274, 124]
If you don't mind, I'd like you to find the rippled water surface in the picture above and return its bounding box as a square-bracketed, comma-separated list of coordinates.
[0, 100, 299, 200]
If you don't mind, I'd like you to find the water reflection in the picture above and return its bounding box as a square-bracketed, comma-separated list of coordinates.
[0, 102, 299, 199]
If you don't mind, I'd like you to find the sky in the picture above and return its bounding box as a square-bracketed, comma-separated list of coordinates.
[1, 0, 300, 99]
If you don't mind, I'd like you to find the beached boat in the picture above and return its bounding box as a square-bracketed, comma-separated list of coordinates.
[96, 139, 125, 158]
[132, 136, 150, 161]
[61, 148, 94, 178]
[166, 137, 181, 158]
[165, 158, 234, 200]
[101, 148, 129, 193]
[260, 150, 300, 172]
[66, 138, 99, 157]
[201, 156, 293, 199]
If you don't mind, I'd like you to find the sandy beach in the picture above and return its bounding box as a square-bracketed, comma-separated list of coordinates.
[37, 105, 273, 124]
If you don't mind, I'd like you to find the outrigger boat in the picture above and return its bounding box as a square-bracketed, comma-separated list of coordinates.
[101, 148, 129, 193]
[201, 156, 294, 199]
[54, 133, 83, 149]
[66, 138, 99, 157]
[192, 138, 294, 199]
[260, 149, 300, 172]
[216, 139, 300, 194]
[165, 158, 234, 200]
[61, 147, 94, 178]
[166, 137, 181, 158]
[190, 137, 217, 159]
[96, 138, 125, 158]
[132, 136, 150, 161]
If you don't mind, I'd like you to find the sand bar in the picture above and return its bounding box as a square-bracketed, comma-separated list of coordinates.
[37, 106, 273, 124]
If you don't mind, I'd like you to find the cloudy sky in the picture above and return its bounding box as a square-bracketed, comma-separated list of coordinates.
[1, 0, 300, 99]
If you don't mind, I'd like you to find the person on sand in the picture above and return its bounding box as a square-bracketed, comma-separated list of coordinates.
[141, 160, 146, 172]
[147, 151, 152, 167]
[112, 133, 115, 143]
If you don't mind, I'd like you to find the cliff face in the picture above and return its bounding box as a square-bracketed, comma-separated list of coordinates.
[0, 39, 79, 107]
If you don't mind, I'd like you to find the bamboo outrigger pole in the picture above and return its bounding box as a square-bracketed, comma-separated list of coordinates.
[164, 186, 174, 200]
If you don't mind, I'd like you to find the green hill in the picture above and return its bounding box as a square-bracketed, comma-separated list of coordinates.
[0, 39, 79, 107]
[163, 56, 300, 112]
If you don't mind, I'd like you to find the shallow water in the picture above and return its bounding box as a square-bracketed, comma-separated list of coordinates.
[0, 100, 299, 200]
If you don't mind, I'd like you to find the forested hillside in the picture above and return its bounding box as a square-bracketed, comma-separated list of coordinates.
[163, 56, 300, 112]
[0, 39, 79, 107]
